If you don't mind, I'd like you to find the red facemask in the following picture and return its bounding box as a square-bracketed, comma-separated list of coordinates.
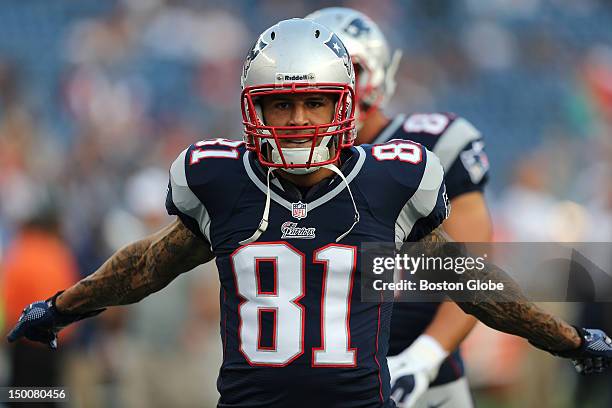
[241, 82, 356, 170]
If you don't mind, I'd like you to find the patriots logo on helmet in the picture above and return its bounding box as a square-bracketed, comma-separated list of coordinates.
[344, 17, 371, 38]
[242, 38, 268, 79]
[324, 34, 352, 77]
[325, 33, 348, 58]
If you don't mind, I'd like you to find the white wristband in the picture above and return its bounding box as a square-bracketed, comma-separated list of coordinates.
[411, 334, 448, 362]
[403, 334, 448, 381]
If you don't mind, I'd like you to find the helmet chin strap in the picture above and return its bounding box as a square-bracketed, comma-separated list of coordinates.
[239, 167, 275, 245]
[322, 163, 360, 242]
[274, 146, 329, 174]
[269, 135, 333, 174]
[239, 163, 360, 245]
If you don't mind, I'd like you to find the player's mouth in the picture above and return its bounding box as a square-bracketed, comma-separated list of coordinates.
[280, 137, 316, 148]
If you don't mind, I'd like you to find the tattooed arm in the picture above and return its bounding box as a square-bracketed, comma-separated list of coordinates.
[56, 218, 213, 314]
[419, 226, 581, 351]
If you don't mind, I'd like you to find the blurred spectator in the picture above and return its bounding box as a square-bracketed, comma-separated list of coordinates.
[465, 0, 541, 18]
[462, 20, 518, 72]
[497, 152, 559, 241]
[1, 206, 79, 403]
[583, 45, 612, 121]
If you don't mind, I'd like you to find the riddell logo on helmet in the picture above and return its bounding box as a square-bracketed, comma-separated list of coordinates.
[276, 73, 316, 82]
[285, 74, 309, 81]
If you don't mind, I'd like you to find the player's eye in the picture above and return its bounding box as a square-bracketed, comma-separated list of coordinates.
[274, 101, 291, 110]
[305, 100, 325, 109]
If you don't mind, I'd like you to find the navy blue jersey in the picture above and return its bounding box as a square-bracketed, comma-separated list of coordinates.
[371, 113, 489, 202]
[165, 138, 448, 408]
[374, 113, 489, 382]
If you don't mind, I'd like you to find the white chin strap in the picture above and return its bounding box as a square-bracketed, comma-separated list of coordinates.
[269, 135, 333, 175]
[322, 164, 360, 242]
[272, 146, 329, 174]
[239, 163, 360, 245]
[239, 167, 274, 245]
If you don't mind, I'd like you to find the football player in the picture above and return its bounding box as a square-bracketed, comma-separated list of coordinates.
[7, 18, 612, 408]
[306, 8, 488, 407]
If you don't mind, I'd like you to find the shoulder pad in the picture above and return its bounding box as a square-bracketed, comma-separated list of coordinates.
[364, 141, 447, 242]
[395, 113, 483, 171]
[367, 139, 443, 191]
[403, 112, 457, 136]
[431, 116, 481, 171]
[167, 138, 246, 241]
[180, 138, 246, 186]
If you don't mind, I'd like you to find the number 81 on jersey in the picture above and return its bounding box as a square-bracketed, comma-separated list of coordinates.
[231, 242, 357, 367]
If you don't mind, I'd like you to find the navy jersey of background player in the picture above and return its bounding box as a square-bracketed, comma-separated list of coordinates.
[165, 138, 448, 408]
[373, 112, 490, 386]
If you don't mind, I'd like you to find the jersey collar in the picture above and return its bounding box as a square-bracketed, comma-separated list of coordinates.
[243, 146, 366, 212]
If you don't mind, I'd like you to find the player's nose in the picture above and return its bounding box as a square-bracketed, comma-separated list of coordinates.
[288, 103, 310, 126]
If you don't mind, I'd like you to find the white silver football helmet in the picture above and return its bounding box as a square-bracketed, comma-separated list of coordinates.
[306, 7, 402, 127]
[240, 18, 356, 174]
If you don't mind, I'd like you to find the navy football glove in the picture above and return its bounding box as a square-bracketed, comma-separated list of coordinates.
[7, 292, 104, 349]
[534, 327, 612, 374]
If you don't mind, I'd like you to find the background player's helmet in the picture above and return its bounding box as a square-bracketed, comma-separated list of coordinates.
[306, 7, 401, 128]
[240, 18, 356, 174]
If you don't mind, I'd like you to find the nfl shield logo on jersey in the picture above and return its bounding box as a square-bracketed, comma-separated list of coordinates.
[291, 201, 308, 220]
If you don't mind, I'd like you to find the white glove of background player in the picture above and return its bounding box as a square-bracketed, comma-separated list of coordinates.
[387, 334, 448, 408]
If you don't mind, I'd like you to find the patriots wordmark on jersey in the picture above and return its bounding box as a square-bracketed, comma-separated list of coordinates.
[377, 112, 489, 386]
[165, 138, 448, 408]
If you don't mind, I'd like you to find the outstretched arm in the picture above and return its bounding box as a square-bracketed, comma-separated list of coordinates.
[419, 226, 581, 351]
[7, 217, 213, 348]
[57, 218, 213, 314]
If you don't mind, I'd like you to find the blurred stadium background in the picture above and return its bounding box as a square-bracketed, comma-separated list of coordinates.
[0, 0, 611, 407]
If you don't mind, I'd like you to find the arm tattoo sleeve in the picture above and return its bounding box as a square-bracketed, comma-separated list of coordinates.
[419, 226, 581, 351]
[57, 218, 213, 314]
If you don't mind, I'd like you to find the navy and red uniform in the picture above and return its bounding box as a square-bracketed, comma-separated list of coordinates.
[165, 139, 448, 408]
[372, 113, 489, 386]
